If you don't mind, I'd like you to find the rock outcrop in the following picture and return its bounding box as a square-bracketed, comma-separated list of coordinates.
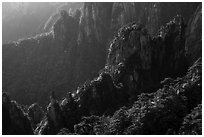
[35, 14, 201, 134]
[3, 11, 79, 106]
[3, 2, 200, 107]
[2, 3, 202, 135]
[44, 3, 83, 32]
[2, 92, 34, 135]
[185, 4, 202, 65]
[27, 103, 44, 129]
[107, 15, 188, 101]
[4, 57, 201, 135]
[71, 57, 202, 135]
[35, 93, 63, 134]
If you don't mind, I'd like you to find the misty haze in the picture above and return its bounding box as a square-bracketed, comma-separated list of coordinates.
[2, 2, 202, 135]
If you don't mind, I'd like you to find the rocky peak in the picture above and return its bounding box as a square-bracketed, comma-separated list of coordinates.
[2, 3, 202, 135]
[107, 23, 150, 67]
[3, 2, 199, 107]
[105, 15, 188, 103]
[27, 103, 44, 129]
[2, 93, 33, 135]
[53, 10, 78, 42]
[46, 93, 62, 128]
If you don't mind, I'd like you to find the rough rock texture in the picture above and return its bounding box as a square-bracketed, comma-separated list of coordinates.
[179, 104, 202, 135]
[27, 103, 44, 129]
[2, 92, 34, 135]
[75, 3, 114, 86]
[34, 57, 202, 135]
[110, 2, 199, 36]
[2, 3, 200, 107]
[107, 15, 188, 101]
[3, 56, 202, 135]
[4, 57, 201, 135]
[34, 93, 63, 135]
[2, 3, 202, 135]
[34, 15, 201, 134]
[72, 57, 202, 135]
[185, 4, 202, 65]
[110, 3, 160, 36]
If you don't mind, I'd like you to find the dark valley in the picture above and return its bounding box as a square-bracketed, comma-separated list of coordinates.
[2, 2, 202, 135]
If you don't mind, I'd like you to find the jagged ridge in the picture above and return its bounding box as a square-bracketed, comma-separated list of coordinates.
[2, 3, 202, 135]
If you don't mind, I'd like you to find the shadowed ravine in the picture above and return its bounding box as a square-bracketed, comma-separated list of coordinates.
[2, 2, 202, 135]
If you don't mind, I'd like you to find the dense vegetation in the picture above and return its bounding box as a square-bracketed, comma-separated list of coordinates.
[2, 2, 202, 135]
[3, 2, 200, 106]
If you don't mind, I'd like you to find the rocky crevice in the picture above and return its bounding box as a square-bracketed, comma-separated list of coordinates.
[2, 3, 202, 135]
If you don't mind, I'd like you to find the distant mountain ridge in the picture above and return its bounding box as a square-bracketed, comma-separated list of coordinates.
[2, 2, 202, 135]
[2, 2, 201, 106]
[2, 2, 83, 43]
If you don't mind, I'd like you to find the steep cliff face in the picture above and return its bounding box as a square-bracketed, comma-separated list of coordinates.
[36, 15, 201, 134]
[3, 57, 201, 135]
[107, 15, 188, 99]
[2, 3, 202, 135]
[185, 4, 202, 65]
[3, 3, 115, 106]
[75, 3, 114, 85]
[2, 2, 201, 107]
[111, 3, 160, 36]
[110, 2, 199, 37]
[74, 58, 202, 135]
[3, 12, 79, 106]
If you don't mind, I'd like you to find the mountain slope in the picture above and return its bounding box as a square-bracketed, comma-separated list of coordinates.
[2, 2, 200, 106]
[2, 3, 202, 135]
